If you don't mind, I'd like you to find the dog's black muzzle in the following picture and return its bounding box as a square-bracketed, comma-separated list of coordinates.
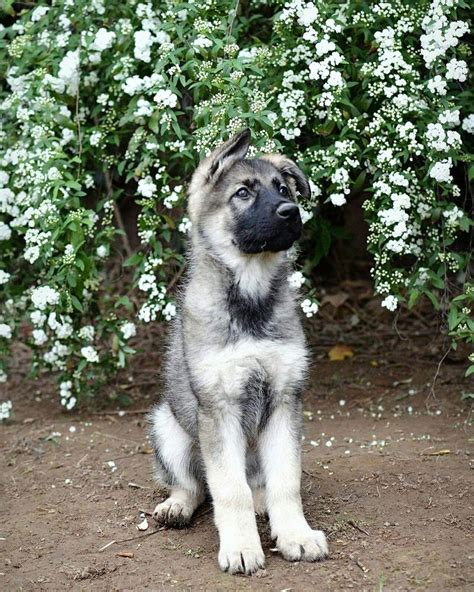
[234, 191, 303, 254]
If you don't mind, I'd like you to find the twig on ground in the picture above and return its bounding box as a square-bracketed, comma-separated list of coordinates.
[98, 540, 116, 552]
[422, 449, 451, 456]
[351, 556, 369, 573]
[115, 528, 165, 545]
[128, 482, 150, 489]
[92, 409, 149, 416]
[76, 454, 89, 467]
[347, 520, 370, 536]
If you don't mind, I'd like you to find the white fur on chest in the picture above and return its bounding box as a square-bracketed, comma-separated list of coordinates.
[190, 337, 308, 401]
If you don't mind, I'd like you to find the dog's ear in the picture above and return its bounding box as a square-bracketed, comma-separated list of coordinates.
[261, 154, 311, 199]
[207, 129, 251, 184]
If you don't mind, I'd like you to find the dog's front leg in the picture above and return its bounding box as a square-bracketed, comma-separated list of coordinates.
[199, 408, 265, 575]
[259, 403, 328, 562]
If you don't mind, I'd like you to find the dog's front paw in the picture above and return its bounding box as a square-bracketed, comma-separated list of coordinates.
[153, 497, 193, 528]
[218, 541, 265, 575]
[276, 528, 328, 562]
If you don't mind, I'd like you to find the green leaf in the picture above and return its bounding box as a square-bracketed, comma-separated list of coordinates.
[423, 290, 440, 310]
[408, 290, 421, 309]
[71, 295, 83, 312]
[115, 296, 133, 311]
[465, 366, 474, 378]
[123, 253, 142, 267]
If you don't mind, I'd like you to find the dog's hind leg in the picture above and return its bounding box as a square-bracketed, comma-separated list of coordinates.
[149, 402, 204, 527]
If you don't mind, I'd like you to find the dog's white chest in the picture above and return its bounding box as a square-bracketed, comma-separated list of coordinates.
[192, 337, 308, 401]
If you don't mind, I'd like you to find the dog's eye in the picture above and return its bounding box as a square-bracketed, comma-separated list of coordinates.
[279, 185, 289, 197]
[236, 187, 250, 199]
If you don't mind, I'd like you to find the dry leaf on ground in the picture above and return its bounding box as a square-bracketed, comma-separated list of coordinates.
[328, 344, 354, 361]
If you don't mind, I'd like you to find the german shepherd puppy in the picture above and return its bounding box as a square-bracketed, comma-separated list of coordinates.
[149, 129, 328, 574]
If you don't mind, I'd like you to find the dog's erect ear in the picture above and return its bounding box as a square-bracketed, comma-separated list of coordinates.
[207, 129, 251, 184]
[261, 154, 311, 199]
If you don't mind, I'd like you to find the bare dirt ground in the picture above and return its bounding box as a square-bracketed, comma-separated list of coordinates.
[1, 311, 473, 591]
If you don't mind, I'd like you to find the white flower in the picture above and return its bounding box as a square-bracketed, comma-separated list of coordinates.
[96, 245, 108, 258]
[56, 322, 73, 339]
[446, 59, 468, 82]
[47, 312, 59, 331]
[0, 171, 9, 186]
[427, 75, 447, 96]
[134, 30, 153, 62]
[137, 176, 157, 197]
[58, 49, 80, 95]
[81, 346, 99, 363]
[138, 273, 156, 292]
[331, 167, 349, 185]
[381, 295, 398, 311]
[48, 167, 61, 181]
[299, 206, 313, 224]
[78, 325, 95, 341]
[31, 286, 60, 310]
[0, 323, 12, 339]
[135, 98, 154, 117]
[65, 396, 77, 410]
[0, 270, 10, 284]
[123, 76, 145, 95]
[32, 329, 48, 345]
[298, 3, 319, 27]
[163, 302, 176, 321]
[443, 206, 464, 227]
[178, 217, 192, 233]
[301, 299, 319, 318]
[193, 35, 212, 49]
[329, 193, 346, 206]
[120, 322, 136, 340]
[24, 245, 40, 263]
[107, 460, 117, 472]
[60, 380, 72, 395]
[0, 400, 12, 420]
[90, 28, 115, 52]
[0, 222, 12, 241]
[164, 187, 181, 209]
[0, 371, 7, 384]
[439, 109, 460, 127]
[61, 128, 75, 145]
[31, 6, 50, 21]
[462, 114, 474, 134]
[288, 271, 305, 289]
[90, 131, 102, 146]
[429, 158, 453, 183]
[154, 89, 178, 109]
[30, 311, 46, 326]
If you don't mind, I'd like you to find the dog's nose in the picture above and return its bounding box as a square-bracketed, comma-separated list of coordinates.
[276, 202, 299, 221]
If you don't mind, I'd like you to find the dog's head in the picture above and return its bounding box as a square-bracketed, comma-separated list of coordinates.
[188, 129, 310, 256]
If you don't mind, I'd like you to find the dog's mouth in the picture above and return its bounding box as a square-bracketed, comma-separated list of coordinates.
[234, 225, 302, 254]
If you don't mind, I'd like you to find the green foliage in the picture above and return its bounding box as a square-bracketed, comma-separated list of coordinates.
[0, 0, 472, 410]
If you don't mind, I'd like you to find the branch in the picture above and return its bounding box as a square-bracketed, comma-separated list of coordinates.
[103, 168, 133, 259]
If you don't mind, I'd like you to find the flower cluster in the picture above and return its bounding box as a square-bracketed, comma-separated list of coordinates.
[0, 400, 12, 421]
[0, 0, 471, 412]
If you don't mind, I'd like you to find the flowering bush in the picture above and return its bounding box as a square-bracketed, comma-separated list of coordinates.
[0, 0, 472, 410]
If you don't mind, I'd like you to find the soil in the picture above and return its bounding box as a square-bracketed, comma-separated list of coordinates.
[1, 315, 473, 591]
